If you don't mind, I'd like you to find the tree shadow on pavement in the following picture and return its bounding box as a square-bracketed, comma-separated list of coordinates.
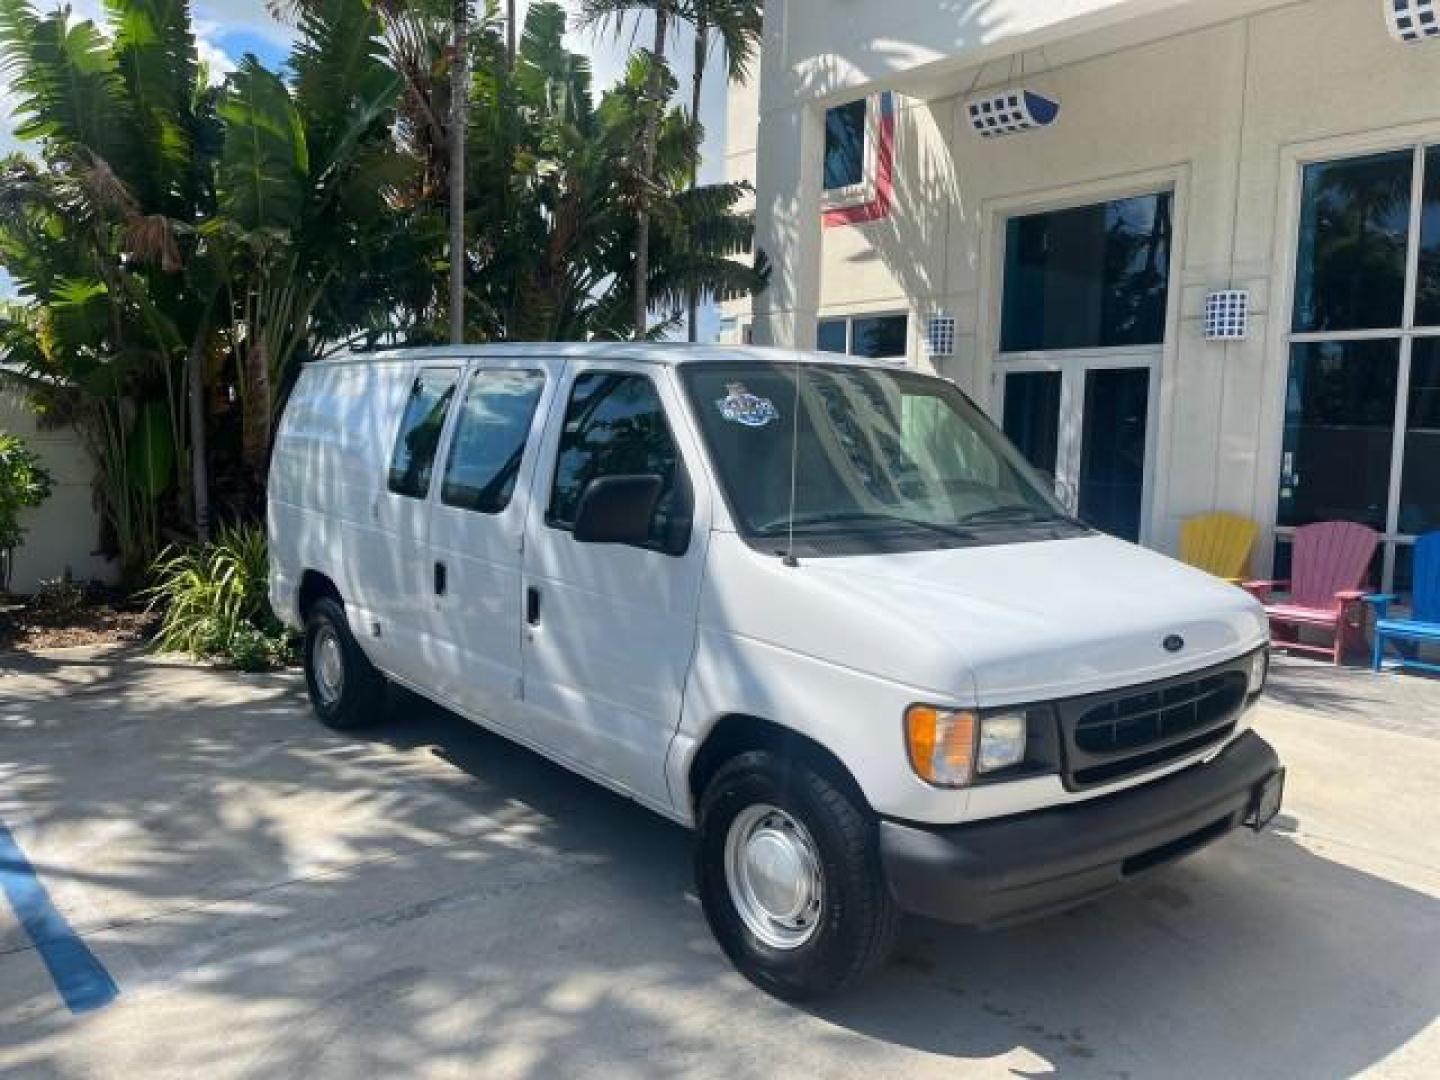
[0, 653, 1436, 1079]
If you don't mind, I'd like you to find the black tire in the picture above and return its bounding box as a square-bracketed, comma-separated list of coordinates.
[302, 597, 386, 730]
[695, 749, 901, 1000]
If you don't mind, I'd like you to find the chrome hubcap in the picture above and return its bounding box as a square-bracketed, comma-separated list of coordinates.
[724, 804, 823, 950]
[313, 626, 344, 705]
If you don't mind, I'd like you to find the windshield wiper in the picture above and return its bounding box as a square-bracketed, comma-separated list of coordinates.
[755, 511, 973, 539]
[956, 504, 1070, 526]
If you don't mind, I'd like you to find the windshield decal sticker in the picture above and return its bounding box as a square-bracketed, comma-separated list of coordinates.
[717, 383, 780, 427]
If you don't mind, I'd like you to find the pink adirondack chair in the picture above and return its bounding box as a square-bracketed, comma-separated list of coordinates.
[1244, 521, 1379, 664]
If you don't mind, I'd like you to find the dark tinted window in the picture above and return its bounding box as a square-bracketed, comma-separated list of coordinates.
[1278, 340, 1399, 529]
[1001, 193, 1172, 351]
[816, 315, 907, 359]
[851, 315, 907, 359]
[1400, 337, 1440, 534]
[1001, 370, 1062, 476]
[817, 319, 848, 354]
[1417, 147, 1440, 327]
[1293, 151, 1412, 332]
[1077, 367, 1151, 544]
[440, 369, 545, 513]
[547, 372, 690, 553]
[824, 101, 866, 190]
[388, 368, 459, 498]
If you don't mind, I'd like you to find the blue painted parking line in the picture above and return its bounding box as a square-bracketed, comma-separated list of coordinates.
[0, 820, 118, 1014]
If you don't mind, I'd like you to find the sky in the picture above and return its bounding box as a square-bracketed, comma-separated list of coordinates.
[0, 0, 731, 331]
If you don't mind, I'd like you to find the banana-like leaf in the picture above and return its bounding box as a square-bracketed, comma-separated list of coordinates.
[126, 398, 175, 496]
[106, 0, 200, 203]
[217, 57, 308, 233]
[0, 3, 141, 176]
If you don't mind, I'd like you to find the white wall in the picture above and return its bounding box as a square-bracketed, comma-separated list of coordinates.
[740, 0, 1440, 570]
[1, 397, 115, 592]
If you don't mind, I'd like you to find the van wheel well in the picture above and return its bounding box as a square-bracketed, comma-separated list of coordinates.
[298, 571, 342, 621]
[688, 715, 872, 819]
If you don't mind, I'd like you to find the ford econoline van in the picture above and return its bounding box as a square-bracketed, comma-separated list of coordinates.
[269, 344, 1283, 1000]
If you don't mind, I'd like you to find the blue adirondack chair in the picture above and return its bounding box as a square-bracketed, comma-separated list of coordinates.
[1367, 532, 1440, 675]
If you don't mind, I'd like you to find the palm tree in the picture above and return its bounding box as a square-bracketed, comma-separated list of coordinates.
[676, 0, 761, 341]
[467, 2, 764, 341]
[449, 0, 468, 342]
[581, 0, 677, 338]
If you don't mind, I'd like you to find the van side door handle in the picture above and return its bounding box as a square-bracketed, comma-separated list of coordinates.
[434, 561, 447, 596]
[526, 586, 541, 626]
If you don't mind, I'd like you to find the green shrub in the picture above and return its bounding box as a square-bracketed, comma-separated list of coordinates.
[144, 524, 297, 670]
[0, 432, 55, 592]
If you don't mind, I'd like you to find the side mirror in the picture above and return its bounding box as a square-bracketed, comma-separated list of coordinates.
[573, 474, 663, 547]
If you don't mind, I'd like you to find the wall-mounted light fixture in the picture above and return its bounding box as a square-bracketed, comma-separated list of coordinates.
[1386, 0, 1440, 43]
[926, 315, 957, 357]
[964, 90, 1060, 138]
[1204, 290, 1250, 341]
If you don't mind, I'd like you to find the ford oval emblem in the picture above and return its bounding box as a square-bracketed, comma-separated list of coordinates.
[1163, 634, 1186, 653]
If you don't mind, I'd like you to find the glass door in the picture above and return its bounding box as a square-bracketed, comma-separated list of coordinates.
[994, 187, 1172, 546]
[999, 357, 1155, 543]
[1077, 366, 1151, 543]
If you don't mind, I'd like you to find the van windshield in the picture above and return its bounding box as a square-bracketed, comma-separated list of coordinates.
[682, 361, 1079, 553]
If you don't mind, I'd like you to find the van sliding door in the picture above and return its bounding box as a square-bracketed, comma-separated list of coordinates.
[423, 362, 556, 724]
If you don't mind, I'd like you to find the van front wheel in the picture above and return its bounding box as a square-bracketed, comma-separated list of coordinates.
[303, 597, 385, 730]
[695, 750, 900, 1000]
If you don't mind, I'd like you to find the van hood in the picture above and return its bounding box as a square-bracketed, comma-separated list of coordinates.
[702, 531, 1268, 704]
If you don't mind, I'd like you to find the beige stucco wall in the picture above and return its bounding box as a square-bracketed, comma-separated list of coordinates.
[735, 0, 1440, 572]
[1, 397, 115, 593]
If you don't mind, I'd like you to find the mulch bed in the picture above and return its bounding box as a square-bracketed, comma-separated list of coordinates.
[0, 589, 159, 652]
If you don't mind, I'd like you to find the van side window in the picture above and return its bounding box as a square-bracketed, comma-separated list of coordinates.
[547, 371, 692, 554]
[440, 369, 546, 513]
[388, 368, 459, 498]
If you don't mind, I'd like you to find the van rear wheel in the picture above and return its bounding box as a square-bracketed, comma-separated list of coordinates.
[303, 597, 385, 730]
[695, 750, 900, 1000]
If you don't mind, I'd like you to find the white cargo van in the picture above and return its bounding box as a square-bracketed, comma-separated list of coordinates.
[269, 344, 1283, 999]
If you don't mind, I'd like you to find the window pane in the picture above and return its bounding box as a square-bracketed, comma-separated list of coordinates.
[1277, 340, 1399, 529]
[1418, 147, 1440, 327]
[440, 369, 545, 513]
[823, 101, 866, 190]
[1293, 151, 1412, 333]
[1400, 337, 1440, 534]
[850, 315, 907, 359]
[816, 319, 848, 354]
[1394, 542, 1414, 601]
[388, 368, 459, 498]
[1000, 193, 1172, 352]
[1002, 370, 1062, 477]
[547, 372, 689, 551]
[1078, 367, 1151, 543]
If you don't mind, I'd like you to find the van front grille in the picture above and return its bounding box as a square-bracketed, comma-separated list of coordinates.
[1058, 660, 1250, 790]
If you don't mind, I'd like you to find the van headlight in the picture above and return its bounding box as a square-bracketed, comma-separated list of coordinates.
[977, 712, 1028, 773]
[904, 706, 1028, 787]
[1248, 648, 1269, 695]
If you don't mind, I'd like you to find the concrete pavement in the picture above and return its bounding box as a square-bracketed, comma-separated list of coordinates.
[0, 645, 1436, 1078]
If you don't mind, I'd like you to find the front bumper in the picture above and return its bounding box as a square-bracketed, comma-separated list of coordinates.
[879, 730, 1282, 926]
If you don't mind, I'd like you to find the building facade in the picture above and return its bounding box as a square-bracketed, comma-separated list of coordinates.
[722, 0, 1440, 594]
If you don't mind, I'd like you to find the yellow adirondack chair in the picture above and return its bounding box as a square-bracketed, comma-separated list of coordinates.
[1179, 512, 1258, 583]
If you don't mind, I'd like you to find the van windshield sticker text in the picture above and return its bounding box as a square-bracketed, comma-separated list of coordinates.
[717, 383, 779, 428]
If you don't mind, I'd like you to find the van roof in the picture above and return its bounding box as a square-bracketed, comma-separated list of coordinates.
[312, 343, 901, 370]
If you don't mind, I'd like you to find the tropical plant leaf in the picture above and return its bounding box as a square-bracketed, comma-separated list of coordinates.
[216, 57, 308, 232]
[126, 398, 175, 497]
